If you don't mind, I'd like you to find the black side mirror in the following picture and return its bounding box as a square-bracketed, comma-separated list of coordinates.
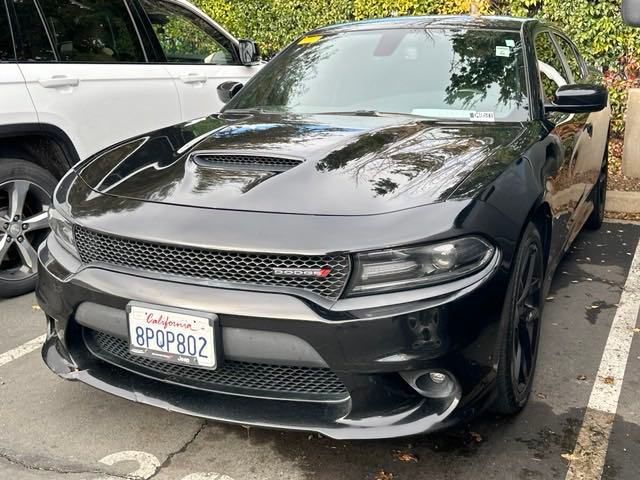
[238, 39, 261, 66]
[545, 84, 608, 114]
[217, 81, 243, 103]
[623, 0, 640, 26]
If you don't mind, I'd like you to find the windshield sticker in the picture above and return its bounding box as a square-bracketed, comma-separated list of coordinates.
[505, 39, 516, 47]
[299, 35, 322, 45]
[495, 46, 511, 57]
[470, 111, 496, 122]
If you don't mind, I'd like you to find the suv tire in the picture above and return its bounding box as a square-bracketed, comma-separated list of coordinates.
[0, 159, 57, 298]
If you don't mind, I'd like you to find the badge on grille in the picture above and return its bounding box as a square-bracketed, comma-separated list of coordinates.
[272, 267, 332, 278]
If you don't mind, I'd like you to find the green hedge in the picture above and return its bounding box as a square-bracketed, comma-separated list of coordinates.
[195, 0, 640, 171]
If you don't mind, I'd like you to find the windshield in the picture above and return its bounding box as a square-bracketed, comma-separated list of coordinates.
[226, 27, 529, 122]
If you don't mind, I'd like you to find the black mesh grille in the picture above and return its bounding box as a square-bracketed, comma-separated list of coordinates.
[85, 330, 348, 401]
[74, 226, 350, 299]
[193, 154, 302, 171]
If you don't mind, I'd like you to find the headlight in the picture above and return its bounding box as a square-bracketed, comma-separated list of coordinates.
[346, 237, 495, 296]
[48, 208, 77, 255]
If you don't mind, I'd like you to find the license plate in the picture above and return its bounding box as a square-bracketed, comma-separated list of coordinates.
[126, 302, 218, 369]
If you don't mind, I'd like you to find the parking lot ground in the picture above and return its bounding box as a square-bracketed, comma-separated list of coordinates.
[1, 222, 640, 480]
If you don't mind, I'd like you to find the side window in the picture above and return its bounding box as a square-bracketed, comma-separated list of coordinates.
[534, 32, 569, 102]
[10, 0, 56, 61]
[38, 0, 146, 63]
[1, 1, 15, 60]
[553, 34, 583, 83]
[140, 0, 236, 65]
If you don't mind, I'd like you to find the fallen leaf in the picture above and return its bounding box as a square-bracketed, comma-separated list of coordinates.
[392, 451, 419, 463]
[546, 296, 555, 301]
[576, 375, 587, 381]
[374, 470, 394, 480]
[469, 431, 483, 443]
[536, 392, 547, 400]
[31, 305, 41, 311]
[603, 376, 615, 385]
[633, 328, 640, 334]
[561, 453, 577, 462]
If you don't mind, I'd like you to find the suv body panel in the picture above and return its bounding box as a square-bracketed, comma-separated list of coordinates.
[2, 0, 261, 161]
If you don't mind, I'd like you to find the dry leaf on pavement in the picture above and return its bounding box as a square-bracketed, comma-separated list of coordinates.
[392, 451, 419, 463]
[374, 470, 394, 480]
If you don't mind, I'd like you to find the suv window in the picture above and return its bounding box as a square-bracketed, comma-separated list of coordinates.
[534, 32, 568, 102]
[1, 1, 15, 60]
[553, 34, 583, 82]
[140, 0, 236, 65]
[10, 0, 56, 61]
[38, 0, 145, 63]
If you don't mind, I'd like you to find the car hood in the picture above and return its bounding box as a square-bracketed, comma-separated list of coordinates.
[77, 113, 536, 216]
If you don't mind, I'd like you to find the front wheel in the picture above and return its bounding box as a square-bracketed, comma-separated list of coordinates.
[0, 159, 57, 298]
[493, 222, 544, 415]
[585, 158, 608, 231]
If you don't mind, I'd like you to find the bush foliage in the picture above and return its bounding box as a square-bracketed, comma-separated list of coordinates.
[195, 0, 640, 168]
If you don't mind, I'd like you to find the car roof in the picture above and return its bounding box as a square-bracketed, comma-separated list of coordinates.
[314, 15, 541, 34]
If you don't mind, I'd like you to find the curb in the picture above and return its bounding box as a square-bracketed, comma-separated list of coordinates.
[606, 190, 640, 214]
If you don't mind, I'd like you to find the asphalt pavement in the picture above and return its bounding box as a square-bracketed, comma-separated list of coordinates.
[1, 221, 639, 480]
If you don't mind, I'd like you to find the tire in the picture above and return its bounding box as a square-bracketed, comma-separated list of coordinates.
[0, 158, 57, 298]
[585, 147, 608, 230]
[493, 222, 544, 415]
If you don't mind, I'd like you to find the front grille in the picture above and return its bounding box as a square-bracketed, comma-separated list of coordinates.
[193, 153, 302, 171]
[85, 330, 348, 401]
[74, 226, 350, 299]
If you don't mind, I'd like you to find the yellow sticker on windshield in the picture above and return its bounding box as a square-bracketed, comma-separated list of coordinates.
[299, 35, 322, 45]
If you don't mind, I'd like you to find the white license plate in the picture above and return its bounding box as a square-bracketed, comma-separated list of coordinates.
[127, 302, 218, 369]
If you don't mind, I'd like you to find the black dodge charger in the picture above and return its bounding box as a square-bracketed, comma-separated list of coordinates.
[36, 16, 610, 439]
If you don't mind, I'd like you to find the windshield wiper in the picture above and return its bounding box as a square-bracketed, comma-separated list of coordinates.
[316, 110, 442, 119]
[222, 107, 281, 115]
[316, 110, 384, 117]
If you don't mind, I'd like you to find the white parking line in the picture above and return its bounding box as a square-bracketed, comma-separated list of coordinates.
[565, 238, 640, 480]
[0, 334, 46, 368]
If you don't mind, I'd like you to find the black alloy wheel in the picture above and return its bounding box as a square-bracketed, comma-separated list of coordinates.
[585, 147, 608, 230]
[0, 159, 57, 298]
[493, 222, 544, 414]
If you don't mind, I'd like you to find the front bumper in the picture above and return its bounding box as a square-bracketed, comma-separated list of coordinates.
[37, 235, 508, 439]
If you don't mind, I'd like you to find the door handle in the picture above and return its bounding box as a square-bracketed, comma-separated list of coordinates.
[38, 75, 80, 88]
[179, 73, 207, 84]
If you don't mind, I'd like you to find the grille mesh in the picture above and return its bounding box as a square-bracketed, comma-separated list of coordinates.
[86, 330, 348, 400]
[193, 154, 302, 171]
[74, 226, 350, 299]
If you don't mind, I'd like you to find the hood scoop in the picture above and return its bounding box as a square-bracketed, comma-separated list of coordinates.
[192, 152, 303, 173]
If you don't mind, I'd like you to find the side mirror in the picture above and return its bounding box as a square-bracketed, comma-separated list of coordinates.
[238, 39, 261, 66]
[545, 84, 608, 114]
[217, 81, 243, 103]
[623, 0, 640, 26]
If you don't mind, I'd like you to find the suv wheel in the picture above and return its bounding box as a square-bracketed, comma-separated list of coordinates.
[0, 159, 57, 298]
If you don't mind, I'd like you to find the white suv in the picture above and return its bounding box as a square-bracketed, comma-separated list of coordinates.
[0, 0, 261, 297]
